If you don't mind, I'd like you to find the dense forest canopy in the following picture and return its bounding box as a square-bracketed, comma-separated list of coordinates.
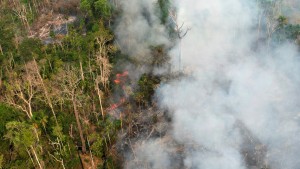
[0, 0, 300, 169]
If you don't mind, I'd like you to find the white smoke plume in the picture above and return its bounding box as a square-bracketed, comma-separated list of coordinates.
[282, 0, 300, 24]
[115, 0, 300, 169]
[115, 0, 169, 62]
[125, 140, 172, 169]
[114, 0, 172, 83]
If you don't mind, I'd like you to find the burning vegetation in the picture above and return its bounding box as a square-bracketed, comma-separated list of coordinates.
[0, 0, 300, 169]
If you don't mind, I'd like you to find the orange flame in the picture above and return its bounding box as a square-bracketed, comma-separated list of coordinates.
[107, 97, 126, 111]
[114, 71, 129, 84]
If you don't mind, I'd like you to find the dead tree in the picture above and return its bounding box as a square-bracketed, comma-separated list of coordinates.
[92, 23, 114, 119]
[95, 38, 113, 93]
[57, 66, 87, 154]
[4, 62, 41, 119]
[95, 75, 105, 119]
[11, 0, 32, 35]
[169, 9, 191, 71]
[32, 59, 59, 125]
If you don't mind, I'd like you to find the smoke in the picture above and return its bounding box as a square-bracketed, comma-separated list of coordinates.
[282, 0, 300, 24]
[125, 140, 172, 169]
[115, 0, 170, 78]
[115, 0, 300, 169]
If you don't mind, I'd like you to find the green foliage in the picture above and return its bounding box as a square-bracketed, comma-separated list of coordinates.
[277, 15, 288, 27]
[80, 0, 93, 15]
[274, 23, 300, 43]
[0, 1, 30, 38]
[0, 104, 24, 138]
[98, 118, 121, 138]
[0, 0, 119, 168]
[5, 121, 36, 148]
[52, 125, 66, 140]
[105, 155, 121, 169]
[17, 38, 43, 62]
[89, 134, 104, 157]
[157, 0, 170, 24]
[56, 112, 77, 135]
[282, 24, 300, 39]
[0, 21, 14, 56]
[0, 154, 3, 168]
[0, 105, 24, 168]
[80, 0, 112, 19]
[6, 158, 34, 169]
[94, 0, 111, 18]
[50, 30, 55, 38]
[134, 74, 160, 105]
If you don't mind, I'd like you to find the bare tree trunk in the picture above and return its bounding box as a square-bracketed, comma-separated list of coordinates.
[33, 59, 58, 125]
[80, 61, 85, 81]
[95, 79, 105, 119]
[0, 44, 3, 55]
[72, 93, 86, 154]
[0, 69, 2, 89]
[28, 101, 33, 118]
[33, 127, 40, 142]
[92, 100, 99, 122]
[87, 138, 95, 169]
[26, 148, 36, 167]
[60, 159, 66, 169]
[49, 153, 66, 169]
[30, 145, 43, 169]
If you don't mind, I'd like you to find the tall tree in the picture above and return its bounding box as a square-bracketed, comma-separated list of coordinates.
[5, 121, 43, 169]
[56, 66, 87, 153]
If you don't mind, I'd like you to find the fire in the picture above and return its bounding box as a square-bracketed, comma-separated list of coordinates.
[107, 103, 119, 111]
[114, 71, 129, 84]
[108, 71, 129, 112]
[114, 79, 121, 84]
[107, 97, 126, 111]
[116, 71, 129, 77]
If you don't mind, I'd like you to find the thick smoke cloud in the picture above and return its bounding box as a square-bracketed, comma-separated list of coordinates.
[125, 140, 171, 169]
[115, 0, 171, 81]
[115, 0, 169, 62]
[116, 0, 300, 168]
[159, 0, 300, 168]
[282, 0, 300, 24]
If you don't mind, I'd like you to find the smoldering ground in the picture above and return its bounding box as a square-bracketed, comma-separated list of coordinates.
[114, 0, 300, 169]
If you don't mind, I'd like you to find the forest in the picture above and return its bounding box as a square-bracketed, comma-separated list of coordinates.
[0, 0, 300, 169]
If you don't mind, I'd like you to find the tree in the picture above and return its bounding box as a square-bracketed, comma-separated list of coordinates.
[92, 21, 115, 118]
[94, 0, 111, 19]
[0, 154, 3, 168]
[157, 0, 170, 24]
[4, 61, 42, 119]
[32, 59, 59, 125]
[55, 66, 87, 153]
[80, 0, 112, 19]
[5, 121, 43, 169]
[257, 0, 284, 43]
